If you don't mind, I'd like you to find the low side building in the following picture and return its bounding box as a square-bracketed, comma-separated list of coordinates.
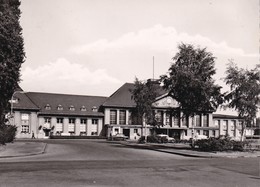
[12, 92, 107, 139]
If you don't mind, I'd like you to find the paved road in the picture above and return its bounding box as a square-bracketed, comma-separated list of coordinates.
[0, 139, 259, 187]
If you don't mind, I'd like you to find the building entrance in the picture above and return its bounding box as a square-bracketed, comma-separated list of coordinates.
[123, 129, 130, 138]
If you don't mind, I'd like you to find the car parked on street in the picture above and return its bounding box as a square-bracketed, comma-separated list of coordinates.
[156, 134, 175, 143]
[112, 133, 128, 141]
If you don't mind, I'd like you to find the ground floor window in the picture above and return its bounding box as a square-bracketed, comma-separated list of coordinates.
[68, 118, 75, 133]
[173, 116, 180, 127]
[223, 120, 228, 135]
[80, 119, 87, 134]
[21, 125, 29, 133]
[114, 128, 119, 134]
[212, 130, 216, 137]
[21, 113, 29, 133]
[56, 123, 63, 133]
[203, 130, 209, 137]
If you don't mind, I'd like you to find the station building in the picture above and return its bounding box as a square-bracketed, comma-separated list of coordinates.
[11, 82, 245, 140]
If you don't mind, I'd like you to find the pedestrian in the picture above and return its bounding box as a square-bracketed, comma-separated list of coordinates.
[32, 131, 35, 139]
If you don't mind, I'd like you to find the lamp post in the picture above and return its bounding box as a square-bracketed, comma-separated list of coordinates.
[10, 91, 25, 125]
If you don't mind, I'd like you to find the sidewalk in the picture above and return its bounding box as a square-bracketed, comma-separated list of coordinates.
[122, 141, 260, 158]
[0, 141, 47, 158]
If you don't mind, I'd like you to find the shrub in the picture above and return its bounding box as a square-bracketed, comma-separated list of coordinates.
[138, 135, 160, 143]
[194, 136, 246, 152]
[0, 125, 17, 145]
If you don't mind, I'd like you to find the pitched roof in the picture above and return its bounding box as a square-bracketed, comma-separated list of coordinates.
[102, 82, 168, 108]
[213, 114, 242, 119]
[15, 92, 107, 117]
[13, 92, 39, 110]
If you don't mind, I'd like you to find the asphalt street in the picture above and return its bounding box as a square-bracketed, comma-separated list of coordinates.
[0, 139, 259, 187]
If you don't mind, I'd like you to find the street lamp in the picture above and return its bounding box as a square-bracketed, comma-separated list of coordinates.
[10, 90, 26, 125]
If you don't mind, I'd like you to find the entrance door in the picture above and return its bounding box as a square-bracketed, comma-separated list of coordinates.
[172, 130, 181, 140]
[43, 129, 51, 137]
[123, 129, 130, 138]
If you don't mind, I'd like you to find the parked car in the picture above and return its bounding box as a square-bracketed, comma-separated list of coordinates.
[195, 135, 208, 140]
[112, 133, 128, 141]
[156, 134, 175, 143]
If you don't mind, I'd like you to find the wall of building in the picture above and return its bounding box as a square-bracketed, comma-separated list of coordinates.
[14, 110, 38, 139]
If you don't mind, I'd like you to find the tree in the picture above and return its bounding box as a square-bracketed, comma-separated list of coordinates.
[161, 43, 223, 117]
[130, 78, 159, 138]
[224, 63, 260, 132]
[0, 0, 25, 143]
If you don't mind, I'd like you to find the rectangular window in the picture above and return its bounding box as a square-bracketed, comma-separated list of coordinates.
[238, 120, 243, 129]
[212, 130, 216, 137]
[230, 120, 235, 137]
[80, 119, 87, 133]
[203, 130, 209, 137]
[156, 111, 163, 124]
[57, 118, 63, 124]
[110, 110, 117, 124]
[119, 110, 126, 124]
[181, 115, 188, 127]
[114, 128, 119, 134]
[56, 118, 63, 132]
[92, 119, 98, 124]
[21, 113, 29, 133]
[192, 116, 195, 127]
[21, 125, 29, 133]
[91, 123, 98, 135]
[195, 115, 201, 127]
[68, 118, 75, 133]
[203, 114, 208, 127]
[134, 129, 138, 133]
[173, 116, 180, 127]
[223, 120, 228, 135]
[214, 120, 220, 127]
[44, 117, 51, 129]
[44, 118, 51, 123]
[166, 113, 171, 126]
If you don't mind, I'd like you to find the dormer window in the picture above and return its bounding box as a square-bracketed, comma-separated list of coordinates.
[69, 105, 75, 111]
[57, 104, 63, 111]
[80, 106, 86, 111]
[45, 104, 51, 110]
[92, 106, 98, 112]
[11, 98, 19, 104]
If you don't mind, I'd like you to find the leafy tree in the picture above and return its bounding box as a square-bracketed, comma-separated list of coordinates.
[161, 43, 223, 117]
[0, 0, 25, 143]
[130, 78, 159, 137]
[224, 63, 260, 129]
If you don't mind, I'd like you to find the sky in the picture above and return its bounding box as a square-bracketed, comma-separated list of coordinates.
[19, 0, 259, 98]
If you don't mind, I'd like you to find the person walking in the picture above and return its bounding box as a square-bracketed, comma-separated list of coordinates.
[32, 131, 35, 139]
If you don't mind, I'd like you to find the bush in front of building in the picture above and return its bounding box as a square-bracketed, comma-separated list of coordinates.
[0, 125, 17, 145]
[194, 136, 247, 152]
[138, 135, 160, 143]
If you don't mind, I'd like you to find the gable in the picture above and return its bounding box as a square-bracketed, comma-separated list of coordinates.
[153, 96, 179, 108]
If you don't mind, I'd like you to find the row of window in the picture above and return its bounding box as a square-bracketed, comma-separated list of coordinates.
[44, 104, 98, 112]
[109, 110, 209, 127]
[45, 117, 98, 125]
[214, 120, 243, 129]
[110, 110, 127, 124]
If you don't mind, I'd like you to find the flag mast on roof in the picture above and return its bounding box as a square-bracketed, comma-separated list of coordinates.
[153, 56, 155, 81]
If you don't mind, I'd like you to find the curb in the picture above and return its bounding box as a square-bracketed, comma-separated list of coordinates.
[122, 143, 260, 158]
[124, 143, 215, 158]
[0, 143, 47, 159]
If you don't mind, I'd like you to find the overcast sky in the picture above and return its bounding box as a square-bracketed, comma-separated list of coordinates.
[20, 0, 259, 97]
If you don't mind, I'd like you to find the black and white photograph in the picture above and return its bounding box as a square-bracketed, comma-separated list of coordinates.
[0, 0, 259, 186]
